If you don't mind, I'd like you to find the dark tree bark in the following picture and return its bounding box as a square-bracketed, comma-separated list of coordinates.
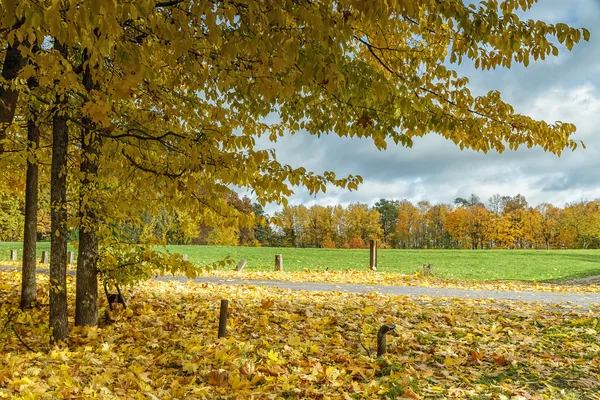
[21, 72, 40, 310]
[21, 115, 39, 309]
[0, 39, 27, 151]
[75, 55, 100, 327]
[49, 40, 69, 343]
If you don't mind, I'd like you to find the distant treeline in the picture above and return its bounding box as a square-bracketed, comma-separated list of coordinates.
[267, 194, 600, 250]
[1, 190, 599, 249]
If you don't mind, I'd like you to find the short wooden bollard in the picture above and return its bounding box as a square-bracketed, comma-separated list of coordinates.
[41, 251, 49, 264]
[369, 240, 378, 271]
[274, 254, 283, 271]
[236, 258, 247, 272]
[68, 251, 75, 266]
[10, 250, 17, 261]
[377, 323, 396, 356]
[218, 300, 229, 338]
[182, 254, 188, 262]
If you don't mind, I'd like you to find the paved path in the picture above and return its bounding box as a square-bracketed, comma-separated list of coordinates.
[2, 266, 600, 310]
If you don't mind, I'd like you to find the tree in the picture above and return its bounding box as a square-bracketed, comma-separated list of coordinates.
[445, 205, 491, 249]
[395, 200, 421, 248]
[346, 203, 382, 243]
[207, 226, 240, 246]
[331, 205, 348, 248]
[48, 40, 69, 343]
[426, 204, 452, 249]
[305, 206, 335, 248]
[454, 194, 483, 208]
[504, 194, 529, 215]
[374, 199, 399, 245]
[21, 111, 40, 309]
[469, 205, 492, 249]
[0, 28, 27, 148]
[487, 214, 515, 249]
[253, 203, 275, 247]
[536, 203, 561, 249]
[502, 194, 529, 248]
[487, 194, 508, 216]
[559, 201, 600, 249]
[75, 51, 102, 327]
[222, 193, 256, 246]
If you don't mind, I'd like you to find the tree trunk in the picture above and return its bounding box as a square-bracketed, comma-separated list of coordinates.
[49, 40, 69, 343]
[0, 39, 27, 150]
[20, 116, 39, 309]
[75, 56, 100, 327]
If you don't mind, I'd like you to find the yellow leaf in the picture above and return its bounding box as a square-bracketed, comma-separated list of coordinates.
[443, 357, 460, 367]
[182, 362, 198, 374]
[267, 349, 279, 362]
[401, 387, 422, 399]
[361, 306, 375, 315]
[582, 28, 591, 41]
[288, 335, 301, 347]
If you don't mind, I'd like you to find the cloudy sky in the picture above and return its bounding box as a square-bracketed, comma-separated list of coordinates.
[254, 0, 600, 213]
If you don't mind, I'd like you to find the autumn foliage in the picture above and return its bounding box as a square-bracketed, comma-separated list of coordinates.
[321, 236, 336, 249]
[1, 271, 599, 398]
[2, 192, 600, 250]
[348, 237, 366, 249]
[276, 196, 600, 250]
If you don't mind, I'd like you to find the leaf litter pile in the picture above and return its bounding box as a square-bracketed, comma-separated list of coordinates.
[1, 271, 599, 399]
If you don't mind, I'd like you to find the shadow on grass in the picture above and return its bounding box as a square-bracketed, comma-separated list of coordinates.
[540, 268, 600, 283]
[560, 254, 600, 264]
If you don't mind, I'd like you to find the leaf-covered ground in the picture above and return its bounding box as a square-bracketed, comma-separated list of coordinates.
[5, 261, 600, 294]
[198, 270, 600, 294]
[1, 271, 600, 399]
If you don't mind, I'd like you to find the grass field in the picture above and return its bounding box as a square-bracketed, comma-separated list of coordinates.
[2, 242, 600, 282]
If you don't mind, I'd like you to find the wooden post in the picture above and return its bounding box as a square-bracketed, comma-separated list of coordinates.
[236, 258, 247, 272]
[377, 324, 396, 356]
[41, 251, 49, 264]
[10, 250, 17, 261]
[182, 254, 188, 262]
[68, 251, 75, 266]
[274, 254, 283, 271]
[218, 299, 229, 338]
[369, 240, 378, 271]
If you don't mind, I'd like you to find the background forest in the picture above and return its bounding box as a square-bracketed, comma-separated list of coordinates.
[2, 188, 599, 249]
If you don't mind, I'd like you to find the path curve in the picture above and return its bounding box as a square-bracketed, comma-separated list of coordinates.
[168, 276, 600, 310]
[3, 266, 600, 310]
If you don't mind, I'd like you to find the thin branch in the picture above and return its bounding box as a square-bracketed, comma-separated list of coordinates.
[358, 329, 372, 357]
[354, 35, 519, 128]
[121, 149, 186, 178]
[155, 0, 187, 7]
[11, 325, 37, 353]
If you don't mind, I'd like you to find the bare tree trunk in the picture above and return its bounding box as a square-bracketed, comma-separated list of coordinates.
[49, 40, 69, 343]
[21, 115, 39, 309]
[75, 55, 99, 327]
[0, 38, 27, 150]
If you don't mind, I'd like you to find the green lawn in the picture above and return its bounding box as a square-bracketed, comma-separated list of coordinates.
[2, 242, 600, 282]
